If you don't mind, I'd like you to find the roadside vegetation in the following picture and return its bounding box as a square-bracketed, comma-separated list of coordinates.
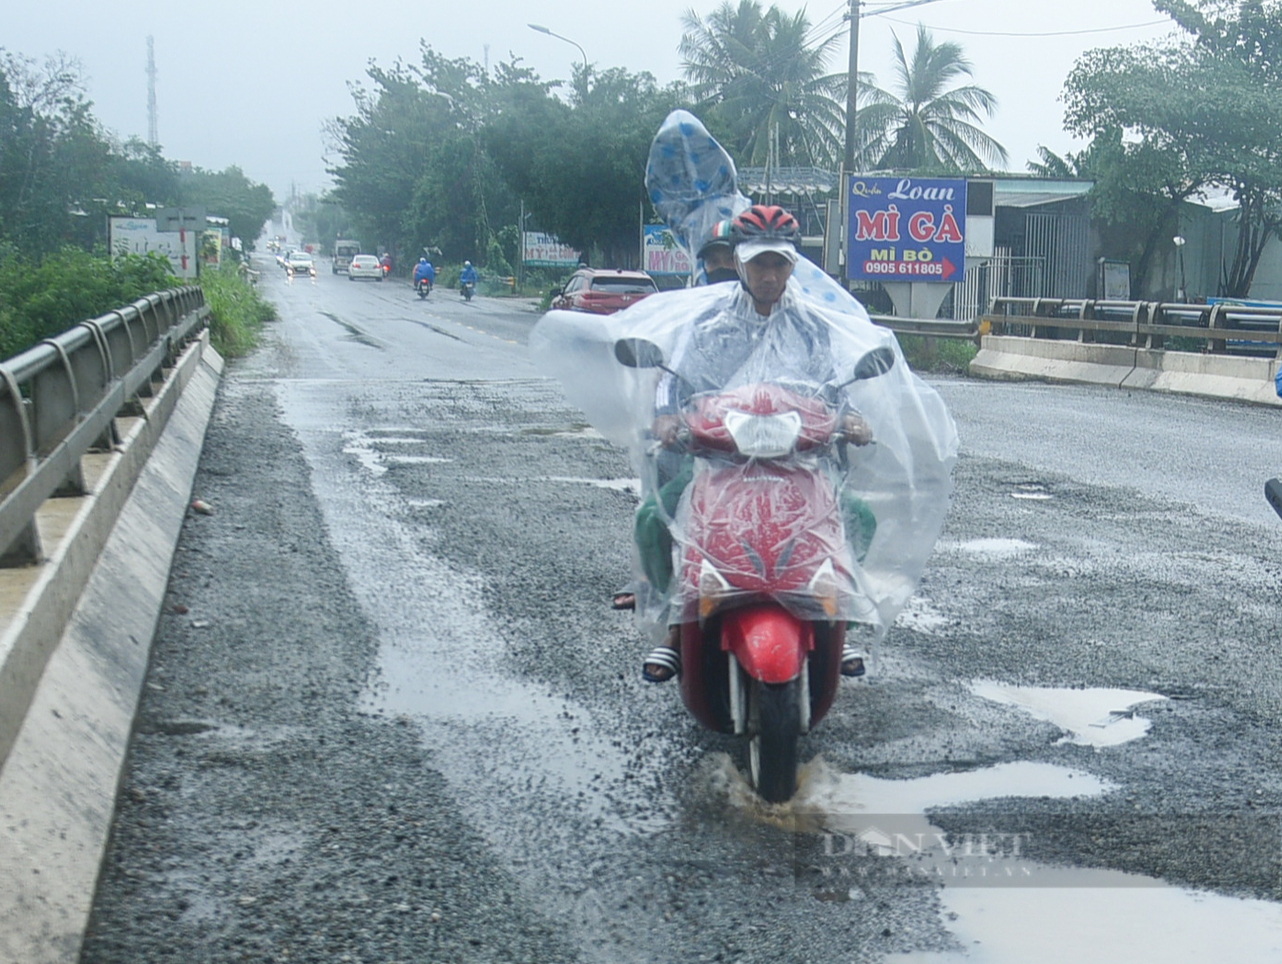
[897, 334, 978, 375]
[199, 265, 277, 358]
[0, 245, 176, 359]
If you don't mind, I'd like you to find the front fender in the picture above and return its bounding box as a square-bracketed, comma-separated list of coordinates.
[721, 605, 811, 684]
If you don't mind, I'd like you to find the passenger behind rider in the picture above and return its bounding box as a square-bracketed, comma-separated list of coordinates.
[697, 219, 738, 285]
[630, 204, 876, 684]
[414, 257, 436, 287]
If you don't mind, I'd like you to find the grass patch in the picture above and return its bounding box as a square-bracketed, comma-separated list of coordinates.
[199, 264, 277, 358]
[896, 334, 978, 374]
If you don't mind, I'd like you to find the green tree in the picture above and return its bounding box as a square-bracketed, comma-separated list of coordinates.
[1063, 0, 1282, 297]
[678, 0, 848, 167]
[179, 165, 274, 250]
[484, 62, 684, 266]
[855, 24, 1007, 173]
[0, 51, 113, 254]
[327, 47, 518, 265]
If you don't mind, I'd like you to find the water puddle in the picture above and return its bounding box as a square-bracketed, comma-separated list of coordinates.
[940, 538, 1039, 558]
[545, 476, 642, 496]
[341, 429, 454, 476]
[707, 754, 1282, 963]
[1010, 483, 1053, 502]
[383, 455, 453, 465]
[894, 596, 950, 635]
[970, 681, 1167, 747]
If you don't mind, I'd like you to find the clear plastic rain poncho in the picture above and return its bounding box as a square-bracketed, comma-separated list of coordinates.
[530, 111, 958, 642]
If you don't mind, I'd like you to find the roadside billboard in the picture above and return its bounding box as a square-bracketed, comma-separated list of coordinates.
[846, 176, 966, 284]
[643, 225, 693, 276]
[523, 231, 580, 268]
[108, 216, 198, 279]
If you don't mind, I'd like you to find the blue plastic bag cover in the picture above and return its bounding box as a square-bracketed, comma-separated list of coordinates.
[645, 110, 751, 258]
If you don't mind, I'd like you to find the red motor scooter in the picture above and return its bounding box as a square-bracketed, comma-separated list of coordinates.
[616, 339, 894, 802]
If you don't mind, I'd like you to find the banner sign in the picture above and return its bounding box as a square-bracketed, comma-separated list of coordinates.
[108, 216, 198, 279]
[643, 225, 693, 276]
[846, 176, 966, 283]
[523, 231, 580, 268]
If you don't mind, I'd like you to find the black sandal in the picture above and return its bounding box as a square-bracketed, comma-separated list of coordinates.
[611, 592, 636, 611]
[642, 645, 681, 683]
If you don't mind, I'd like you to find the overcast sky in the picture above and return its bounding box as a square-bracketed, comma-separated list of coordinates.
[6, 0, 1180, 203]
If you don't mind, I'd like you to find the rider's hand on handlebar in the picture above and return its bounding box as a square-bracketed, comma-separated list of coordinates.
[840, 412, 874, 446]
[652, 414, 683, 448]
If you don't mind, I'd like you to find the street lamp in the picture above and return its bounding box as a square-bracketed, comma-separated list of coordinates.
[1173, 235, 1187, 302]
[527, 23, 588, 72]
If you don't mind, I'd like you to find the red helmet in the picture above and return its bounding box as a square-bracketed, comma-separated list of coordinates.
[730, 204, 801, 247]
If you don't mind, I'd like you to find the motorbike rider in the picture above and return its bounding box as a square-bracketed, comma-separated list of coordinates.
[460, 260, 479, 291]
[632, 204, 876, 683]
[379, 252, 394, 275]
[414, 256, 436, 289]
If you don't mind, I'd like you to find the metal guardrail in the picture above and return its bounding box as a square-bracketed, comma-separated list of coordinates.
[983, 297, 1282, 357]
[870, 315, 978, 340]
[0, 287, 209, 565]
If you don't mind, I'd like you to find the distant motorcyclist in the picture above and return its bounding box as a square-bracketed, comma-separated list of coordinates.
[379, 252, 394, 275]
[460, 260, 479, 287]
[414, 257, 436, 287]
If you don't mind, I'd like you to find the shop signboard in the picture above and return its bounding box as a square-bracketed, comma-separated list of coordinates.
[846, 176, 966, 284]
[643, 225, 693, 276]
[108, 216, 198, 279]
[523, 231, 580, 268]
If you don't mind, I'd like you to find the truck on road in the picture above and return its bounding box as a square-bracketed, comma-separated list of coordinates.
[332, 239, 361, 274]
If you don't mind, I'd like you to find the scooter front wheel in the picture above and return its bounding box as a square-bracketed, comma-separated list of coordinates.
[748, 677, 802, 803]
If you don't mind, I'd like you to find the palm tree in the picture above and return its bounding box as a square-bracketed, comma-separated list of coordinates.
[679, 1, 849, 168]
[856, 24, 1007, 173]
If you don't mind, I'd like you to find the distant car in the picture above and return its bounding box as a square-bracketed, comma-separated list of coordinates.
[285, 251, 316, 277]
[348, 254, 384, 281]
[552, 268, 659, 315]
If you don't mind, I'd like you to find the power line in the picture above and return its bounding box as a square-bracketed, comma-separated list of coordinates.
[879, 17, 1173, 38]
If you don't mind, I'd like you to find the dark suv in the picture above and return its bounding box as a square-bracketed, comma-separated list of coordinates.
[552, 268, 659, 314]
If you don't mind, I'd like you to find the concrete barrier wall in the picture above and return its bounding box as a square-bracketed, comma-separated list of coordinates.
[971, 334, 1282, 407]
[0, 331, 223, 964]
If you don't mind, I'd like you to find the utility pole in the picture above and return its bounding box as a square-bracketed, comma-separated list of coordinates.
[843, 0, 860, 173]
[146, 35, 158, 148]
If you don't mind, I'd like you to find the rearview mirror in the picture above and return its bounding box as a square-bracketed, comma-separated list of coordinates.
[851, 346, 895, 382]
[614, 338, 666, 369]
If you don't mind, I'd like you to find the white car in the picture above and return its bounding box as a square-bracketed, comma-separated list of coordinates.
[348, 254, 384, 281]
[285, 251, 316, 277]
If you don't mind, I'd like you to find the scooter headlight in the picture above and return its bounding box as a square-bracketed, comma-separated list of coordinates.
[698, 557, 734, 620]
[723, 410, 802, 458]
[807, 558, 841, 618]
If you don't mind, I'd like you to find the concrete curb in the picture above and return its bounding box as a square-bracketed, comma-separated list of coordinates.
[0, 332, 223, 964]
[970, 334, 1282, 407]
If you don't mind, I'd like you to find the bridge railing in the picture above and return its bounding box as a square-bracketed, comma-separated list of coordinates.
[982, 297, 1282, 356]
[0, 287, 209, 565]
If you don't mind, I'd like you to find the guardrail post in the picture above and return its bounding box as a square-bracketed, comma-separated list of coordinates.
[1207, 302, 1227, 354]
[0, 365, 41, 564]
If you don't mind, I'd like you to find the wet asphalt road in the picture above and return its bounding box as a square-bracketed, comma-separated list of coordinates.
[80, 260, 1282, 963]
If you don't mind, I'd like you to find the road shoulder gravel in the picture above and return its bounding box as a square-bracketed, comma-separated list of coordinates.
[79, 364, 578, 964]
